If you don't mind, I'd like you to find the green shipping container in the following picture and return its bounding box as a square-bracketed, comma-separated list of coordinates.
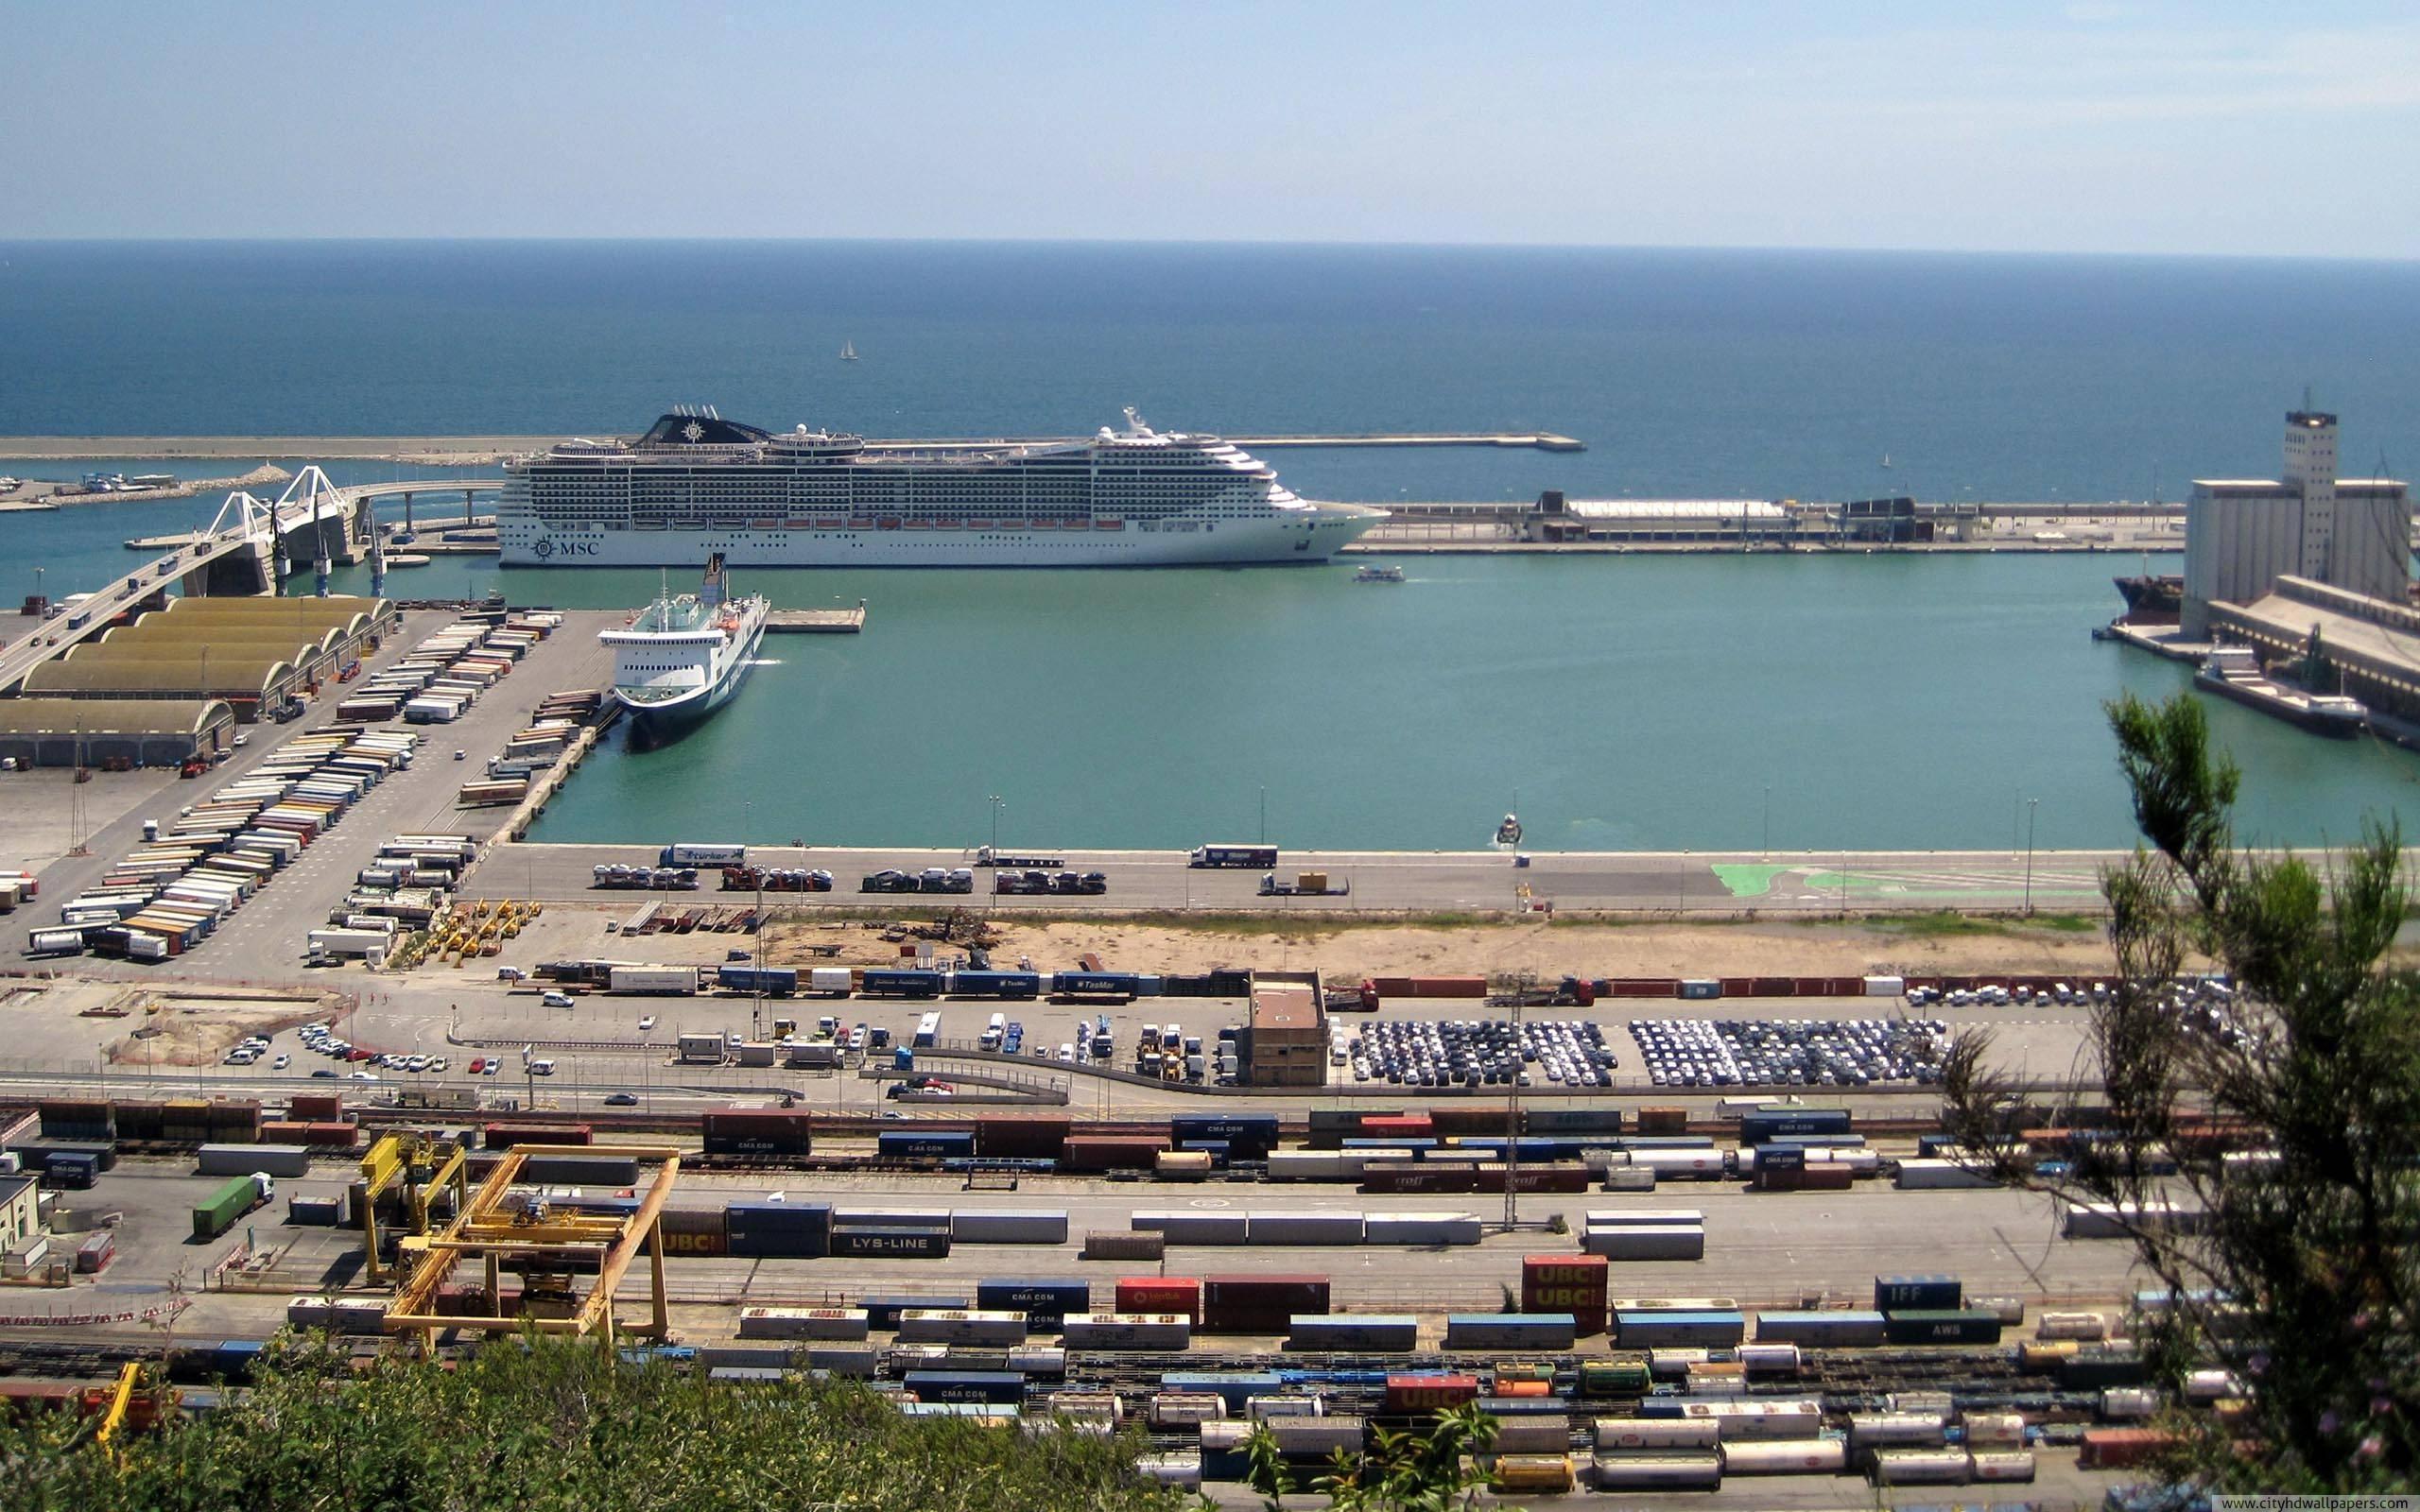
[1882, 1309, 2003, 1346]
[192, 1177, 259, 1240]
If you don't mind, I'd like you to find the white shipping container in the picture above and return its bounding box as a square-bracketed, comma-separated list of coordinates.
[1149, 1393, 1223, 1428]
[1584, 1209, 1705, 1228]
[1059, 1314, 1191, 1350]
[1720, 1438, 1847, 1474]
[1591, 1417, 1720, 1451]
[1848, 1413, 1947, 1450]
[1361, 1211, 1481, 1246]
[1588, 1453, 1720, 1489]
[1872, 1450, 1972, 1486]
[1246, 1211, 1366, 1245]
[1969, 1450, 2037, 1482]
[1680, 1399, 1823, 1440]
[1963, 1413, 2027, 1446]
[1895, 1158, 1999, 1190]
[1583, 1224, 1706, 1261]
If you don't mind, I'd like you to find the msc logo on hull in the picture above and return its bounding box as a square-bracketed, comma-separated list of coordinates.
[530, 538, 598, 560]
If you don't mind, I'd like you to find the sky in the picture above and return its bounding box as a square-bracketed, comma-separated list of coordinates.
[5, 1, 2418, 255]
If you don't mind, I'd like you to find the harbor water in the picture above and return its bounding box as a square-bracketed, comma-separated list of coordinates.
[4, 241, 2416, 851]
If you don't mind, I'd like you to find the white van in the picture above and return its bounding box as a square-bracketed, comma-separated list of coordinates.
[541, 990, 575, 1008]
[528, 1058, 557, 1075]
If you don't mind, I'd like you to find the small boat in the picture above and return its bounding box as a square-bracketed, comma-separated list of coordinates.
[839, 340, 858, 362]
[1355, 564, 1405, 583]
[386, 554, 432, 568]
[1494, 813, 1524, 848]
[2193, 645, 2365, 737]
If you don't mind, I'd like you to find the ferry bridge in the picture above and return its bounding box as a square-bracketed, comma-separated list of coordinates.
[0, 469, 503, 694]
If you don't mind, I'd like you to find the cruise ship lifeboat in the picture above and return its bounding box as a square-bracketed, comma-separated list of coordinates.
[1095, 518, 1125, 531]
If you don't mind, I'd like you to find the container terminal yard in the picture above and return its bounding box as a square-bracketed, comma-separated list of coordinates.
[0, 592, 2258, 1503]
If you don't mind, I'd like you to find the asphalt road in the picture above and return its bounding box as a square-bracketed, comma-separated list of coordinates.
[467, 841, 2119, 917]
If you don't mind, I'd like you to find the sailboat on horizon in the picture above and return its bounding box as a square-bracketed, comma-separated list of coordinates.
[839, 340, 858, 362]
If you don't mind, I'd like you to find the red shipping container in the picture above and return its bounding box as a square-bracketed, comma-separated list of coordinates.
[1521, 1255, 1610, 1335]
[1404, 976, 1488, 999]
[1385, 1374, 1479, 1414]
[259, 1121, 314, 1145]
[1359, 1114, 1435, 1138]
[288, 1094, 346, 1121]
[1060, 1135, 1166, 1173]
[1473, 1163, 1593, 1194]
[1634, 1107, 1688, 1134]
[1201, 1275, 1330, 1335]
[2080, 1428, 2176, 1469]
[1361, 1164, 1478, 1194]
[1115, 1277, 1201, 1322]
[1428, 1106, 1516, 1137]
[303, 1122, 362, 1148]
[484, 1123, 593, 1150]
[974, 1117, 1071, 1159]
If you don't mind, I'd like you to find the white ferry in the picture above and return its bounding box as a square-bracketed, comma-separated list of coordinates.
[599, 555, 769, 731]
[501, 407, 1384, 567]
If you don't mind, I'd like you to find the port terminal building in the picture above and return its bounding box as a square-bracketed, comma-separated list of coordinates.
[2182, 409, 2410, 640]
[1521, 493, 1982, 546]
[0, 697, 236, 768]
[2203, 576, 2420, 727]
[15, 595, 393, 720]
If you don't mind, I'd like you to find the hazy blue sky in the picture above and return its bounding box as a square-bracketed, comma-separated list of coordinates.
[6, 1, 2417, 254]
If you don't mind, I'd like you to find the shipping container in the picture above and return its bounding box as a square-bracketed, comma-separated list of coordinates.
[1846, 1413, 1949, 1451]
[700, 1108, 814, 1158]
[1521, 1255, 1610, 1334]
[1266, 1416, 1366, 1459]
[1382, 1373, 1480, 1414]
[1882, 1310, 2002, 1346]
[1287, 1314, 1418, 1352]
[902, 1369, 1025, 1406]
[198, 1143, 307, 1178]
[898, 1310, 1028, 1346]
[1874, 1274, 1963, 1312]
[1201, 1275, 1331, 1335]
[1720, 1439, 1847, 1474]
[1244, 1210, 1365, 1246]
[949, 1210, 1069, 1245]
[1870, 1449, 1971, 1486]
[191, 1175, 268, 1239]
[1115, 1277, 1201, 1322]
[830, 1227, 949, 1259]
[1059, 1314, 1191, 1350]
[1679, 1399, 1824, 1440]
[1587, 1453, 1720, 1489]
[1443, 1314, 1577, 1351]
[1613, 1310, 1743, 1349]
[975, 1279, 1090, 1326]
[1583, 1224, 1705, 1262]
[1752, 1310, 1887, 1348]
[725, 1202, 833, 1260]
[877, 1130, 975, 1160]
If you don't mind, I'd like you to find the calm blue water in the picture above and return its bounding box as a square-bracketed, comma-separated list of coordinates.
[2, 241, 2414, 850]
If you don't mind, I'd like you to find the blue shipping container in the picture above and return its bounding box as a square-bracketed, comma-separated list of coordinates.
[726, 1202, 833, 1260]
[861, 970, 944, 999]
[1170, 1115, 1281, 1159]
[1051, 971, 1140, 997]
[716, 965, 798, 996]
[1162, 1371, 1288, 1411]
[1612, 1310, 1748, 1348]
[1738, 1109, 1854, 1144]
[1876, 1274, 1963, 1312]
[878, 1130, 977, 1160]
[903, 1369, 1026, 1405]
[952, 971, 1042, 999]
[976, 1279, 1091, 1324]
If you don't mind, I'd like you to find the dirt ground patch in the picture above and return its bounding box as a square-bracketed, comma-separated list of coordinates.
[102, 988, 339, 1069]
[764, 911, 2165, 984]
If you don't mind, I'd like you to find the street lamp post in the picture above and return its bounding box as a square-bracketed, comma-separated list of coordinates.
[1258, 786, 1267, 845]
[1762, 784, 1771, 858]
[988, 794, 1004, 854]
[2024, 799, 2040, 914]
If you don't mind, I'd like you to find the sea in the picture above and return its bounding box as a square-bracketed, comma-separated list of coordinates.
[2, 240, 2415, 852]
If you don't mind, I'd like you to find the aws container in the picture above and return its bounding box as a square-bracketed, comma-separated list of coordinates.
[1061, 1313, 1192, 1350]
[1588, 1453, 1720, 1489]
[1443, 1314, 1577, 1351]
[701, 1109, 813, 1157]
[191, 1176, 266, 1240]
[949, 1210, 1068, 1245]
[1721, 1438, 1847, 1475]
[1201, 1276, 1330, 1335]
[725, 1202, 832, 1260]
[831, 1227, 949, 1259]
[903, 1369, 1025, 1406]
[1874, 1274, 1962, 1312]
[1116, 1277, 1201, 1321]
[1883, 1310, 2002, 1346]
[1614, 1311, 1744, 1349]
[199, 1143, 307, 1178]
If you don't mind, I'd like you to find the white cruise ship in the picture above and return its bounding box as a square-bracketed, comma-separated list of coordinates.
[500, 407, 1384, 567]
[599, 556, 769, 731]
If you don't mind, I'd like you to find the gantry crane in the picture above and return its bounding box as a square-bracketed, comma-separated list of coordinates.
[383, 1144, 681, 1355]
[358, 1132, 471, 1285]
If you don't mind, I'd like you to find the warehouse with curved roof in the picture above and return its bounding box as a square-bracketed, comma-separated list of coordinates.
[11, 593, 391, 717]
[0, 697, 236, 768]
[22, 651, 298, 716]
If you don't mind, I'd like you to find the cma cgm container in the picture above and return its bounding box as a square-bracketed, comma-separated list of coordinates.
[701, 1109, 813, 1157]
[1201, 1275, 1331, 1335]
[1169, 1115, 1279, 1160]
[878, 1129, 975, 1160]
[903, 1369, 1025, 1406]
[975, 1279, 1090, 1327]
[1737, 1108, 1852, 1144]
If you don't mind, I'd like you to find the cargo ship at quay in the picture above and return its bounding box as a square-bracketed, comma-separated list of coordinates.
[499, 407, 1385, 567]
[599, 555, 769, 731]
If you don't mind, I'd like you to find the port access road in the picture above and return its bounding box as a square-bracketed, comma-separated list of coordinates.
[472, 842, 2118, 918]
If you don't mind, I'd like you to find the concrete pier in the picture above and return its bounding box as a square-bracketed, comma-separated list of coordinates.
[765, 603, 867, 633]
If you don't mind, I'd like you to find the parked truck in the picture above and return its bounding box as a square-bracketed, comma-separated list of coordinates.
[1258, 871, 1348, 897]
[193, 1173, 274, 1240]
